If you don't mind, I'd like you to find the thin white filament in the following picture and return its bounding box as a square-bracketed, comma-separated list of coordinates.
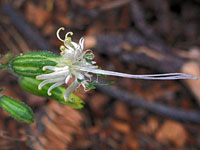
[56, 27, 65, 42]
[78, 67, 198, 80]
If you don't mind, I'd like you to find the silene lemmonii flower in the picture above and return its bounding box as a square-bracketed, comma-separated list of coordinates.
[36, 27, 198, 101]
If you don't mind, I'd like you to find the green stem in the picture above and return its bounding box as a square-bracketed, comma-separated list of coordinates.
[0, 64, 7, 70]
[0, 52, 14, 71]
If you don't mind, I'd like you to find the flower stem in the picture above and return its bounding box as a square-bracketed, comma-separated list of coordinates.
[0, 64, 7, 70]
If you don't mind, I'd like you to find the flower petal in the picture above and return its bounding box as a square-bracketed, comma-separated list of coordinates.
[37, 70, 68, 80]
[79, 37, 84, 51]
[64, 81, 80, 101]
[47, 81, 64, 96]
[65, 74, 71, 84]
[38, 78, 64, 90]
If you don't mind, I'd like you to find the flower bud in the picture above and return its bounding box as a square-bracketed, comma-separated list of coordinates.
[19, 77, 84, 109]
[0, 95, 34, 123]
[9, 51, 59, 78]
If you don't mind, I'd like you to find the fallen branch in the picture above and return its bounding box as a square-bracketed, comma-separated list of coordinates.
[2, 4, 52, 51]
[97, 85, 200, 124]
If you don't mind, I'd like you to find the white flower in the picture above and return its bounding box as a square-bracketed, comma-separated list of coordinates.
[36, 27, 198, 101]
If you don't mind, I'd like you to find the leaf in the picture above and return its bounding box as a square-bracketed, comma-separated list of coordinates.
[0, 88, 4, 93]
[0, 95, 34, 123]
[102, 81, 115, 86]
[86, 84, 96, 90]
[85, 58, 93, 64]
[83, 54, 94, 59]
[77, 79, 84, 83]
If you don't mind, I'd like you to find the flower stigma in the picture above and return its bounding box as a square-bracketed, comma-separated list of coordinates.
[36, 27, 198, 102]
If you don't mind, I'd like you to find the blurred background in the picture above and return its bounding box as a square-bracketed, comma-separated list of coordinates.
[0, 0, 200, 150]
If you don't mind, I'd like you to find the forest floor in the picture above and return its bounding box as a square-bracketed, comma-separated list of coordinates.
[0, 0, 200, 150]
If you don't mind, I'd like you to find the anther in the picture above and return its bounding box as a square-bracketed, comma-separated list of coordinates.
[60, 45, 65, 51]
[42, 67, 46, 71]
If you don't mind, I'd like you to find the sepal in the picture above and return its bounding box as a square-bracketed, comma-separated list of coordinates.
[9, 51, 60, 78]
[19, 77, 84, 109]
[0, 95, 34, 123]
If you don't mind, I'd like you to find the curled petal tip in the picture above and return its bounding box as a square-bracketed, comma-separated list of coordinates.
[48, 93, 52, 96]
[60, 45, 65, 51]
[68, 32, 73, 36]
[57, 27, 65, 42]
[60, 51, 65, 55]
[42, 67, 46, 71]
[60, 27, 65, 30]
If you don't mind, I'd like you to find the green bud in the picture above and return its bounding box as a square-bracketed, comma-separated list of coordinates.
[19, 77, 84, 109]
[0, 95, 34, 123]
[9, 51, 60, 78]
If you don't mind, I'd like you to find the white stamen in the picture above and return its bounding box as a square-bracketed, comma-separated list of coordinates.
[78, 67, 197, 80]
[56, 27, 65, 42]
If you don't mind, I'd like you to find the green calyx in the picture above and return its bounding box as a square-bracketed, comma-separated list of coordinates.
[0, 95, 34, 123]
[19, 77, 84, 109]
[9, 51, 60, 78]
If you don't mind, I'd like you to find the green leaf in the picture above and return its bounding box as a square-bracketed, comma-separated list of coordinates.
[0, 95, 34, 123]
[0, 88, 4, 93]
[0, 64, 7, 70]
[19, 77, 84, 109]
[102, 81, 115, 86]
[86, 84, 96, 90]
[85, 58, 93, 64]
[97, 74, 107, 78]
[77, 79, 84, 83]
[83, 54, 94, 59]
